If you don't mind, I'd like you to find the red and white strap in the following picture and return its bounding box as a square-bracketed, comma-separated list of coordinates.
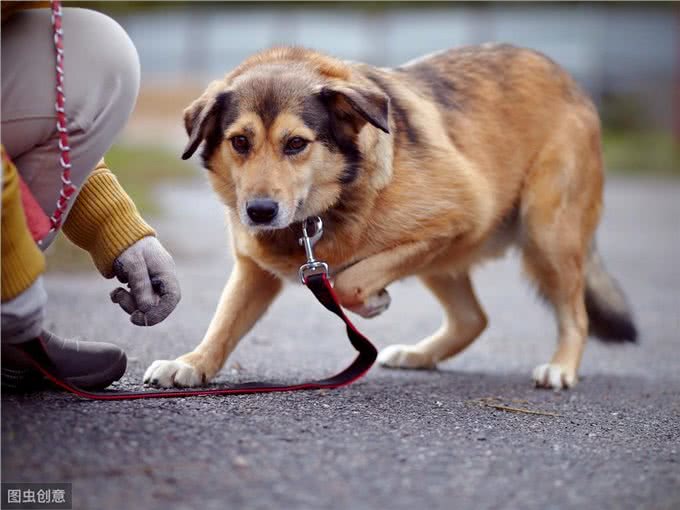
[43, 0, 77, 241]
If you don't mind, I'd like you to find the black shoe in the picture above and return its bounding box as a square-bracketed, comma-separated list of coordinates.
[1, 330, 127, 391]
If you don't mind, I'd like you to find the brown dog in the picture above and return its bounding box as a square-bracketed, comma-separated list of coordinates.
[144, 44, 636, 390]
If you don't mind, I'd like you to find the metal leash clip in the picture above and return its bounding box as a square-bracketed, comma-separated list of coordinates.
[298, 216, 329, 284]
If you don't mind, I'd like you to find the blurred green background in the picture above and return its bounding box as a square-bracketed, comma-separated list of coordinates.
[83, 0, 680, 177]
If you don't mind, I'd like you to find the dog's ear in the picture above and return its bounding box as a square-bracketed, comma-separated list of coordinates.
[182, 83, 232, 160]
[319, 84, 390, 135]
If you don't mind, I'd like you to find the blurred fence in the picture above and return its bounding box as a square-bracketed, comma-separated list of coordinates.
[105, 2, 678, 135]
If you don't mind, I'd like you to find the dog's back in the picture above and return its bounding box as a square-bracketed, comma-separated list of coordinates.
[352, 44, 599, 231]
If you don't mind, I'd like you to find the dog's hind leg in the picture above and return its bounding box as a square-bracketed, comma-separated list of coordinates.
[520, 129, 602, 389]
[523, 229, 589, 390]
[378, 272, 487, 369]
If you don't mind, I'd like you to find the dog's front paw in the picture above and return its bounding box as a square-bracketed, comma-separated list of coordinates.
[346, 289, 391, 318]
[532, 363, 576, 390]
[143, 357, 207, 388]
[377, 344, 435, 369]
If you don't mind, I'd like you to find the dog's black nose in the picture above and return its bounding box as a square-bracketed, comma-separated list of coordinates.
[246, 199, 279, 224]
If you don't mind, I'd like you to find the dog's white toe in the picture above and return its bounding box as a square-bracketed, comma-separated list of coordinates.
[532, 363, 576, 390]
[377, 344, 435, 369]
[348, 290, 391, 319]
[143, 359, 204, 388]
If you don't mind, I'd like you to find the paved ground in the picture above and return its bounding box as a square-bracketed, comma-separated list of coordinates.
[2, 175, 679, 510]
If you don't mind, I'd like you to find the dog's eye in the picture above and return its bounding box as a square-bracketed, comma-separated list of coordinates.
[284, 137, 308, 155]
[231, 136, 250, 154]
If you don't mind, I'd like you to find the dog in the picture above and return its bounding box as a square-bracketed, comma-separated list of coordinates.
[144, 44, 637, 390]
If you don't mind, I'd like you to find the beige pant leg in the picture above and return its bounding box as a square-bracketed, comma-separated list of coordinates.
[1, 7, 140, 248]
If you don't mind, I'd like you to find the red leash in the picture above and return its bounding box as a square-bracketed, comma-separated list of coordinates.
[15, 273, 377, 400]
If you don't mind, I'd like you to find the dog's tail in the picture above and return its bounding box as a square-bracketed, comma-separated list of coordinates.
[584, 243, 638, 343]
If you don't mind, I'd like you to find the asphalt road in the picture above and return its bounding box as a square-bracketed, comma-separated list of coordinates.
[2, 175, 679, 510]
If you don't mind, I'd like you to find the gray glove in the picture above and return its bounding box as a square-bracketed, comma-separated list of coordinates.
[110, 236, 180, 326]
[1, 277, 47, 344]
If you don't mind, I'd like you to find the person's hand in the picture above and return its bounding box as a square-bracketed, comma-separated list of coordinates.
[110, 236, 181, 326]
[1, 277, 47, 343]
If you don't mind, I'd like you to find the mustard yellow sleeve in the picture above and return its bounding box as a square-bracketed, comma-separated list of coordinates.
[62, 159, 155, 278]
[1, 151, 46, 302]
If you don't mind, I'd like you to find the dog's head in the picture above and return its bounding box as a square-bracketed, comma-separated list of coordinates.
[182, 48, 390, 231]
